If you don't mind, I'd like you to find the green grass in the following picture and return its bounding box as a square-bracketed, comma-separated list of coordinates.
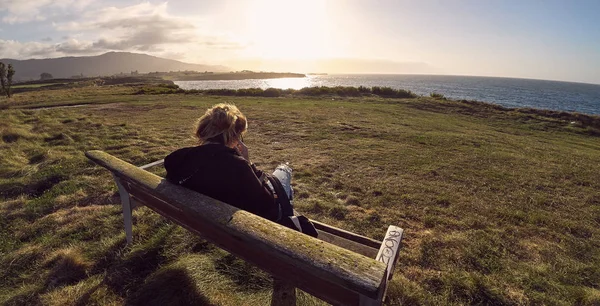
[1, 87, 600, 305]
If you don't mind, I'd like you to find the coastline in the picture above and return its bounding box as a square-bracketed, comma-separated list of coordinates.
[174, 74, 600, 115]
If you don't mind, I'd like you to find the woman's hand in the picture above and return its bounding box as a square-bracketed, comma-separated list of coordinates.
[236, 140, 250, 162]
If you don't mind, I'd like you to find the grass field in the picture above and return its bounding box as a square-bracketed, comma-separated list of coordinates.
[1, 86, 599, 305]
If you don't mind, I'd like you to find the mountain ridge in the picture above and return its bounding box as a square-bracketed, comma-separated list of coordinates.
[0, 52, 230, 81]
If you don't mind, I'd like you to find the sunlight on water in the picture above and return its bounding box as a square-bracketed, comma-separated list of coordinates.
[175, 77, 316, 91]
[261, 77, 313, 90]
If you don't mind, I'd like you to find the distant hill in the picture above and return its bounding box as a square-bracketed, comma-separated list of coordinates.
[0, 52, 230, 81]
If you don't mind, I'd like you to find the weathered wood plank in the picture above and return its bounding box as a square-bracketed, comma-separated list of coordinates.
[86, 150, 387, 305]
[312, 220, 382, 249]
[317, 230, 379, 258]
[376, 225, 404, 281]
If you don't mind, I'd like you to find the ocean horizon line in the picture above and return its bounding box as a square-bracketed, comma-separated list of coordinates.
[293, 73, 600, 87]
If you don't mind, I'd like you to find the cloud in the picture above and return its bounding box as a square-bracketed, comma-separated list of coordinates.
[0, 0, 51, 23]
[55, 3, 181, 31]
[89, 14, 195, 51]
[41, 37, 53, 42]
[55, 39, 100, 54]
[0, 40, 59, 59]
[0, 38, 103, 59]
[154, 51, 186, 61]
[199, 39, 249, 50]
[54, 2, 246, 53]
[0, 2, 247, 61]
[0, 0, 92, 24]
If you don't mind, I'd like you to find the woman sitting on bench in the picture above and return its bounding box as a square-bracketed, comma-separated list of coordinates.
[164, 103, 293, 224]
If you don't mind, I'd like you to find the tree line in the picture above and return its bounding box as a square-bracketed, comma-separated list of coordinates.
[0, 62, 15, 98]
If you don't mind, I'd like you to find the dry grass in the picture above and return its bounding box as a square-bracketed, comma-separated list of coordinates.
[1, 88, 599, 305]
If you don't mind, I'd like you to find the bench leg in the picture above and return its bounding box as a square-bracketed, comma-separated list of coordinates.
[113, 175, 133, 244]
[271, 278, 296, 306]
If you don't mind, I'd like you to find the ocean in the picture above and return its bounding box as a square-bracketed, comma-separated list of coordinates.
[174, 74, 600, 115]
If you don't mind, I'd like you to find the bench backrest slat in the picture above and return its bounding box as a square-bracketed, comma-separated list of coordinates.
[313, 220, 382, 249]
[317, 230, 379, 258]
[86, 150, 387, 305]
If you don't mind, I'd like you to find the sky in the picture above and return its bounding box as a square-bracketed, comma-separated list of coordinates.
[0, 0, 599, 83]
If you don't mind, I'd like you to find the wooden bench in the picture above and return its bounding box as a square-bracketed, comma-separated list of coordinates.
[86, 150, 404, 306]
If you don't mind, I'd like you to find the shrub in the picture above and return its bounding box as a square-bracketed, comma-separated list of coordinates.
[262, 88, 282, 97]
[371, 86, 416, 98]
[236, 88, 263, 96]
[297, 86, 325, 96]
[205, 89, 237, 96]
[430, 92, 446, 99]
[181, 86, 419, 99]
[357, 86, 370, 93]
[335, 86, 361, 97]
[133, 84, 183, 95]
[395, 89, 417, 98]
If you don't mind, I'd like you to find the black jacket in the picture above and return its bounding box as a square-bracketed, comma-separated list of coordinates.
[164, 144, 279, 221]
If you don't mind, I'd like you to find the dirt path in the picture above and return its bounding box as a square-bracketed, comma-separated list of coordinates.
[25, 102, 125, 111]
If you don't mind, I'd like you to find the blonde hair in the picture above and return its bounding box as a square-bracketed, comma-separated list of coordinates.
[195, 103, 247, 145]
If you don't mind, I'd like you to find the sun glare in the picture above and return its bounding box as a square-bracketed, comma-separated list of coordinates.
[245, 0, 333, 60]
